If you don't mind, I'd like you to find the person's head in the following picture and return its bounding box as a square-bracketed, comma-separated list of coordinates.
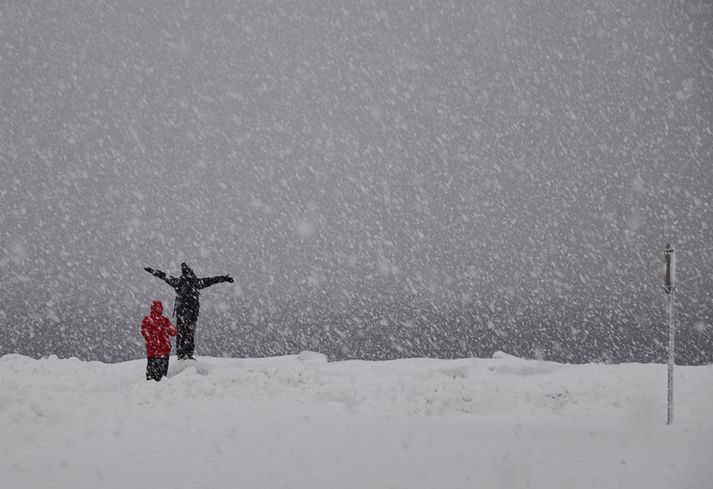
[150, 300, 164, 316]
[181, 262, 196, 278]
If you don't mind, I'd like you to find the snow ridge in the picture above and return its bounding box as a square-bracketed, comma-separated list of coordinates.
[1, 353, 712, 489]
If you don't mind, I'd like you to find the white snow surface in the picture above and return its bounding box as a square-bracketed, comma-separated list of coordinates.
[1, 352, 711, 489]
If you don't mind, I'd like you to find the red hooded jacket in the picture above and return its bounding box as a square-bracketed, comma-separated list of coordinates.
[141, 301, 177, 358]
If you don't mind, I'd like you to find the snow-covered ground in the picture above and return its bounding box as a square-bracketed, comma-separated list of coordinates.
[1, 351, 711, 489]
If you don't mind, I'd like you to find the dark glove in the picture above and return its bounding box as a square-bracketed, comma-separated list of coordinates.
[225, 275, 234, 283]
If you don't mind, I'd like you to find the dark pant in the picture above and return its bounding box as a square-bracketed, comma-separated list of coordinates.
[146, 356, 169, 381]
[176, 314, 197, 359]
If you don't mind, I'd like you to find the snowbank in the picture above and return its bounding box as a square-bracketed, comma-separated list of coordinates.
[1, 352, 711, 488]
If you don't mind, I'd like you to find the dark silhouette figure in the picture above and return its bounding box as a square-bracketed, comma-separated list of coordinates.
[144, 263, 234, 359]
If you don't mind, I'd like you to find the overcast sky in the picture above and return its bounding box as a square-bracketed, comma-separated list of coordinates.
[1, 1, 712, 349]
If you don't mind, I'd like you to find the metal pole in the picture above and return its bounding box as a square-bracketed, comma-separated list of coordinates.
[663, 243, 675, 425]
[667, 287, 675, 425]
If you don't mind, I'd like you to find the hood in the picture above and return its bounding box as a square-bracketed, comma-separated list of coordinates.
[150, 300, 164, 316]
[181, 262, 196, 279]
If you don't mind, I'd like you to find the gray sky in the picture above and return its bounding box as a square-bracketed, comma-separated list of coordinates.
[1, 1, 712, 360]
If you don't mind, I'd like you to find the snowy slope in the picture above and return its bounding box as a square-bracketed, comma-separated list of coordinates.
[1, 352, 711, 489]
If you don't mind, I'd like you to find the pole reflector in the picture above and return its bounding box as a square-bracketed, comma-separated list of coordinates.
[663, 243, 675, 294]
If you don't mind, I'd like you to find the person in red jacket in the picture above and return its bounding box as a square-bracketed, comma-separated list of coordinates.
[141, 300, 177, 381]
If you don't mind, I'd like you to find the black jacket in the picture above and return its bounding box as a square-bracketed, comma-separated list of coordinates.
[144, 263, 233, 321]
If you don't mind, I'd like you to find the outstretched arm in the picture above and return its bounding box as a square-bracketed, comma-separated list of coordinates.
[197, 274, 234, 289]
[144, 267, 178, 288]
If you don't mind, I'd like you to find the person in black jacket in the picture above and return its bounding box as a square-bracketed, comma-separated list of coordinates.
[144, 263, 234, 360]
